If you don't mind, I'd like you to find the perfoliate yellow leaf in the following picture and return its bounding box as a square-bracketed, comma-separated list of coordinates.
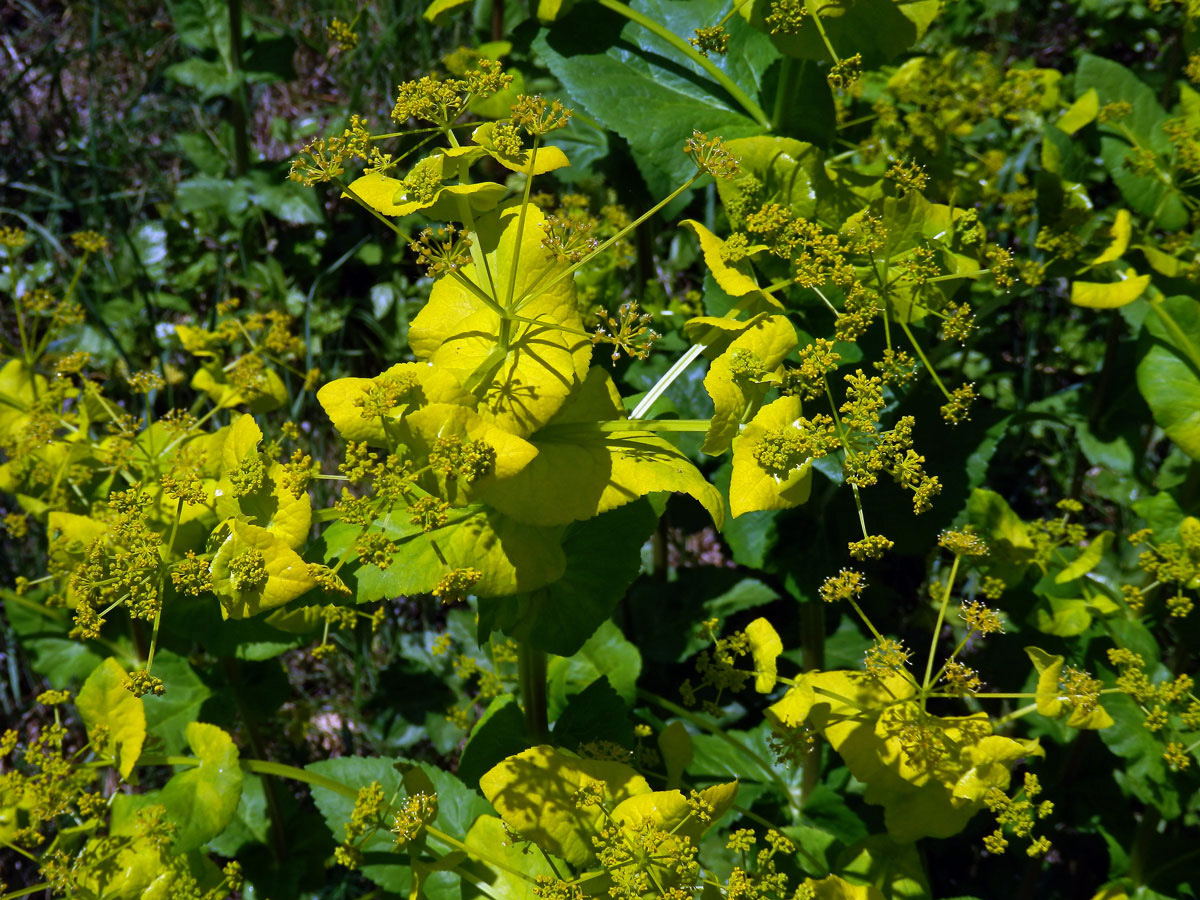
[703, 314, 798, 456]
[730, 395, 813, 517]
[1057, 88, 1099, 135]
[48, 511, 107, 548]
[768, 670, 1042, 841]
[210, 521, 316, 619]
[805, 875, 887, 900]
[317, 362, 475, 446]
[472, 122, 571, 174]
[1027, 646, 1065, 718]
[479, 745, 651, 867]
[1070, 270, 1150, 308]
[681, 219, 760, 297]
[482, 367, 724, 528]
[401, 402, 539, 505]
[610, 780, 737, 842]
[1089, 210, 1132, 266]
[464, 815, 562, 900]
[344, 171, 505, 219]
[77, 658, 146, 779]
[1055, 530, 1114, 583]
[1140, 244, 1184, 277]
[191, 363, 287, 412]
[745, 617, 783, 693]
[0, 359, 44, 436]
[410, 205, 591, 437]
[174, 324, 219, 358]
[423, 0, 473, 23]
[221, 413, 263, 476]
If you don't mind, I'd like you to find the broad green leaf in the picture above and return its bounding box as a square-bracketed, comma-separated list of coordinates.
[552, 676, 636, 750]
[326, 504, 567, 601]
[77, 658, 146, 779]
[1055, 530, 1114, 583]
[479, 745, 651, 866]
[317, 362, 475, 445]
[704, 314, 798, 455]
[1097, 693, 1180, 818]
[658, 721, 693, 789]
[741, 0, 940, 64]
[966, 488, 1035, 584]
[1057, 88, 1099, 134]
[141, 650, 212, 756]
[532, 0, 772, 197]
[472, 122, 571, 174]
[681, 219, 761, 296]
[1076, 54, 1187, 230]
[1071, 270, 1149, 308]
[477, 500, 658, 656]
[837, 835, 928, 899]
[409, 205, 591, 437]
[745, 617, 783, 693]
[1137, 295, 1200, 460]
[458, 695, 531, 787]
[548, 619, 642, 718]
[1089, 210, 1132, 266]
[484, 367, 723, 526]
[307, 756, 491, 894]
[160, 722, 243, 852]
[730, 394, 814, 517]
[210, 521, 317, 618]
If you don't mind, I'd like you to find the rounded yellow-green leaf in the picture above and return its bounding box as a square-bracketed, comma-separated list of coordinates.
[481, 367, 724, 528]
[703, 314, 798, 456]
[221, 413, 263, 476]
[1070, 270, 1150, 308]
[1026, 646, 1065, 718]
[344, 171, 506, 219]
[464, 815, 562, 900]
[681, 219, 760, 297]
[402, 402, 539, 505]
[730, 395, 813, 517]
[1055, 530, 1114, 583]
[472, 122, 571, 174]
[174, 324, 219, 358]
[1057, 88, 1099, 135]
[805, 875, 887, 900]
[1089, 210, 1132, 266]
[410, 205, 591, 437]
[745, 617, 783, 693]
[479, 745, 651, 867]
[424, 0, 473, 23]
[158, 721, 244, 852]
[191, 362, 287, 412]
[210, 521, 317, 619]
[317, 362, 475, 446]
[610, 780, 738, 842]
[77, 658, 146, 779]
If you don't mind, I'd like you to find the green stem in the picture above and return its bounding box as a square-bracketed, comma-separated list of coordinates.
[921, 555, 960, 710]
[594, 0, 770, 129]
[0, 883, 50, 900]
[518, 638, 549, 741]
[897, 318, 952, 400]
[505, 134, 541, 308]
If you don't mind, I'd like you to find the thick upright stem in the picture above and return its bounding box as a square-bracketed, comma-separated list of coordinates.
[227, 0, 250, 176]
[518, 639, 549, 741]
